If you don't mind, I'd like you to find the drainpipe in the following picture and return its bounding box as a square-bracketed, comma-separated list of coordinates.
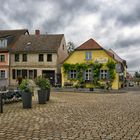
[8, 48, 11, 87]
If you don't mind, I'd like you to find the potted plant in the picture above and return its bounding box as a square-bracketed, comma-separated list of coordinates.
[19, 79, 32, 108]
[35, 76, 51, 104]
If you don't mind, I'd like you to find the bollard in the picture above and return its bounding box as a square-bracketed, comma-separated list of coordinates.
[0, 94, 3, 113]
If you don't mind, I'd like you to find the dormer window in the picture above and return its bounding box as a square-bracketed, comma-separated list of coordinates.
[0, 39, 7, 48]
[0, 55, 5, 62]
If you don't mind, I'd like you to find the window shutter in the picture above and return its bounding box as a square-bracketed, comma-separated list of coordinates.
[34, 70, 37, 78]
[83, 70, 86, 81]
[12, 69, 16, 79]
[85, 52, 88, 60]
[5, 70, 7, 78]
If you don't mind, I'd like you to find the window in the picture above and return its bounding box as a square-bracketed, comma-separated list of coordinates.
[0, 70, 5, 79]
[0, 55, 5, 62]
[15, 54, 19, 62]
[0, 39, 7, 48]
[100, 70, 108, 79]
[85, 69, 92, 80]
[29, 70, 34, 79]
[39, 54, 44, 62]
[12, 69, 37, 79]
[85, 52, 92, 60]
[17, 70, 22, 78]
[47, 54, 52, 62]
[22, 54, 27, 62]
[69, 70, 77, 79]
[22, 70, 27, 78]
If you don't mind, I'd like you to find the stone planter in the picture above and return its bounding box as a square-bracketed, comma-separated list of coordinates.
[22, 91, 32, 108]
[38, 90, 47, 104]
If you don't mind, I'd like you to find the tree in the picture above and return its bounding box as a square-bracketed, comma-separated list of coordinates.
[134, 71, 140, 78]
[134, 71, 140, 85]
[67, 41, 75, 54]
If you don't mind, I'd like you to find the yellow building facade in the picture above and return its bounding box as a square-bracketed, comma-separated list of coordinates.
[61, 39, 127, 90]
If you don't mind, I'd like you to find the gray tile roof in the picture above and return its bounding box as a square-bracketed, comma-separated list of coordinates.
[0, 29, 28, 52]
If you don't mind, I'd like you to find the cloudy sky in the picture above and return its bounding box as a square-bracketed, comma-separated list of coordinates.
[0, 0, 140, 72]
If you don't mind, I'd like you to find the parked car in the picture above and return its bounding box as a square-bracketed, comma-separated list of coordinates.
[129, 82, 134, 87]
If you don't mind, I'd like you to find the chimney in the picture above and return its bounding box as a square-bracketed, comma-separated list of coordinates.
[35, 30, 40, 36]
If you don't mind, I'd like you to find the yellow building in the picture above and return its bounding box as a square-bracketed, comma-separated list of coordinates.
[61, 38, 127, 90]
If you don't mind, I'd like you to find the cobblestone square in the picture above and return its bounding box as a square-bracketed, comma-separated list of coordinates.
[1, 91, 140, 140]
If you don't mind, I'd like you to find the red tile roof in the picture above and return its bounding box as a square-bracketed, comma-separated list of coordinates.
[108, 49, 127, 65]
[75, 38, 103, 50]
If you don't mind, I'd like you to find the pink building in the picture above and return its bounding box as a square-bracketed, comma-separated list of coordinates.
[0, 29, 29, 87]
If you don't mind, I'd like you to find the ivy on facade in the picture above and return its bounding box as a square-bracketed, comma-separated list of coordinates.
[106, 61, 116, 82]
[63, 61, 116, 84]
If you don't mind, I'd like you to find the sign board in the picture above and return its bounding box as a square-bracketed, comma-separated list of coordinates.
[116, 63, 122, 73]
[94, 57, 108, 63]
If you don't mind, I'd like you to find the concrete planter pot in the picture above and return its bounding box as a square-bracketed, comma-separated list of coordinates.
[22, 91, 32, 108]
[38, 90, 47, 104]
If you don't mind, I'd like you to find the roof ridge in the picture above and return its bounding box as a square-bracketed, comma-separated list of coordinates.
[76, 38, 103, 50]
[0, 29, 28, 31]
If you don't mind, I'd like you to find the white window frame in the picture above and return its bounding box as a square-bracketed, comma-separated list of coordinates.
[0, 55, 5, 62]
[0, 70, 5, 79]
[100, 70, 108, 79]
[0, 39, 7, 48]
[70, 70, 77, 79]
[85, 69, 92, 80]
[85, 52, 92, 60]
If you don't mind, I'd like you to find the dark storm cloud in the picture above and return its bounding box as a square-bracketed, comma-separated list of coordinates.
[116, 37, 140, 48]
[127, 58, 140, 70]
[116, 4, 140, 26]
[42, 0, 100, 32]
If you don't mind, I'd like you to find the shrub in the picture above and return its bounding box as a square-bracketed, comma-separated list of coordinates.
[35, 76, 51, 90]
[19, 79, 31, 92]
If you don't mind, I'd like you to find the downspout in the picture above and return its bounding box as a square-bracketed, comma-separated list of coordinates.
[8, 48, 11, 87]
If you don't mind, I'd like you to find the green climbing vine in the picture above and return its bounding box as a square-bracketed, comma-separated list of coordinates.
[63, 61, 116, 87]
[92, 63, 103, 84]
[106, 60, 116, 82]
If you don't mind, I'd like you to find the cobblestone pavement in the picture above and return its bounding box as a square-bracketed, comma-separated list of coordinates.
[1, 91, 140, 140]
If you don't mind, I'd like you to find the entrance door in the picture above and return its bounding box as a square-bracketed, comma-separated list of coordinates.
[42, 70, 55, 86]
